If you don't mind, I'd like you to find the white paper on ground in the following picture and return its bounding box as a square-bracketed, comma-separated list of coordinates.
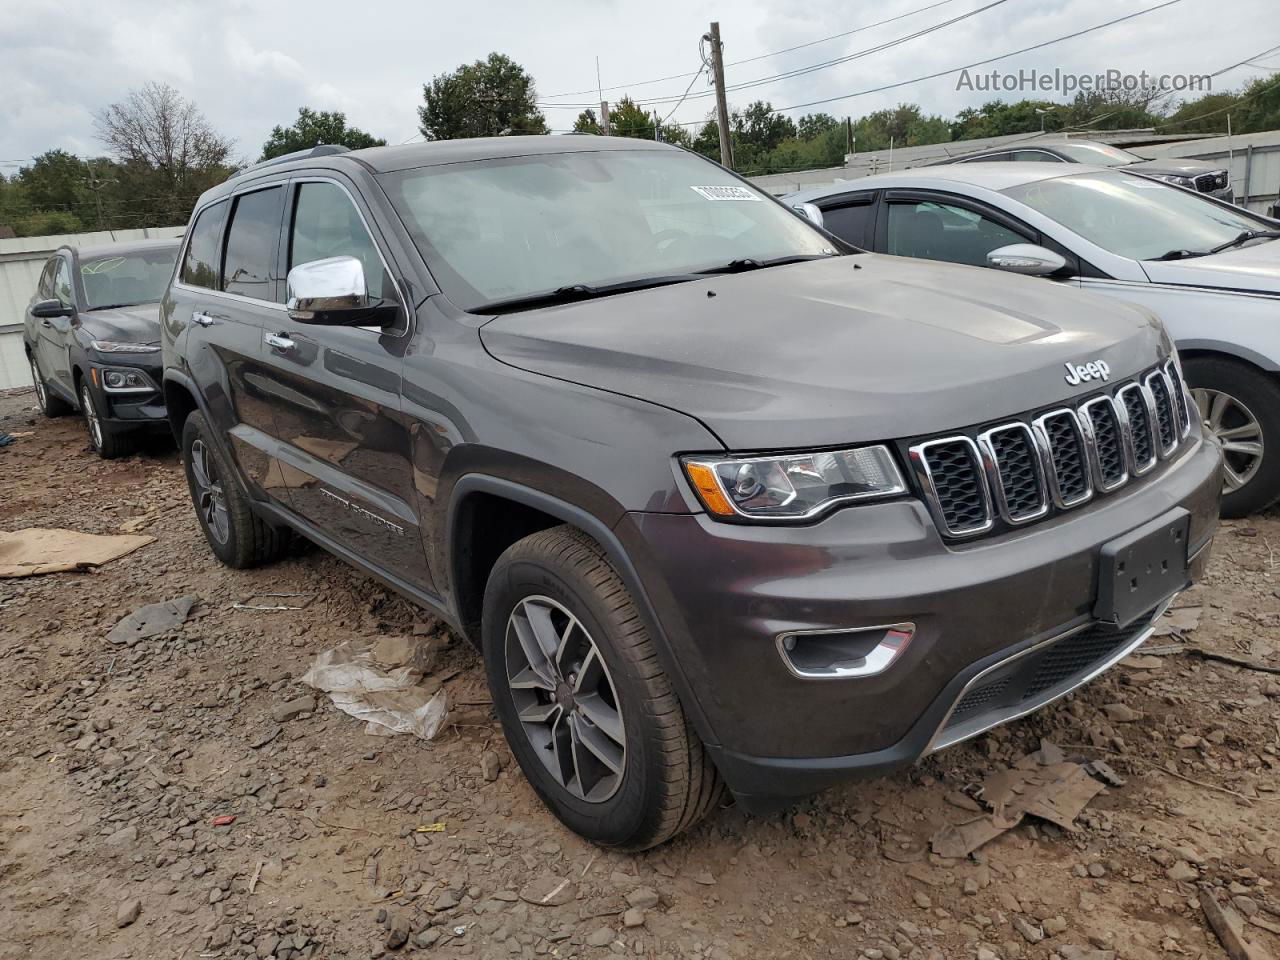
[300, 636, 448, 740]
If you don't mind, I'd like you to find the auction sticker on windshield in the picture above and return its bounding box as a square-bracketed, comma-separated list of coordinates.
[690, 185, 762, 201]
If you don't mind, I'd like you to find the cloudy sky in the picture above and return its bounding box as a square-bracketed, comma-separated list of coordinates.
[1, 0, 1275, 171]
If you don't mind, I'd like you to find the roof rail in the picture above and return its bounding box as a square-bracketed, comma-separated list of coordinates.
[229, 144, 351, 181]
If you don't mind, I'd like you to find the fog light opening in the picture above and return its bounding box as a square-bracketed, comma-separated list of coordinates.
[776, 623, 915, 679]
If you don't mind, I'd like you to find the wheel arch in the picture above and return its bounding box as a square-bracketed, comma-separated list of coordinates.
[1178, 339, 1280, 374]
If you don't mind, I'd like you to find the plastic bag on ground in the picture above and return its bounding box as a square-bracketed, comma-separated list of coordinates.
[300, 635, 448, 740]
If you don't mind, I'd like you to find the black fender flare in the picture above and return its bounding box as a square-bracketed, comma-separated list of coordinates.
[446, 474, 718, 749]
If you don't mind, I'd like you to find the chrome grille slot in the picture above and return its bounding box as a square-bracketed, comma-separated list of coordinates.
[1118, 383, 1157, 474]
[1080, 396, 1128, 491]
[909, 437, 992, 537]
[1033, 409, 1092, 507]
[1144, 370, 1178, 456]
[1164, 360, 1192, 437]
[979, 423, 1048, 523]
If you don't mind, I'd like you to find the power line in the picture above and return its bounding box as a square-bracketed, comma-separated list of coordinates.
[537, 0, 960, 100]
[1158, 70, 1280, 129]
[539, 0, 1013, 109]
[766, 0, 1187, 115]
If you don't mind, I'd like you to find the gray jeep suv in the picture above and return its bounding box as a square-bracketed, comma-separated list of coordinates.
[162, 137, 1221, 849]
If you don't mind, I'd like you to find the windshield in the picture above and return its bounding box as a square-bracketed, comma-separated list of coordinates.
[1005, 172, 1273, 261]
[80, 248, 178, 309]
[380, 148, 835, 311]
[1053, 142, 1144, 166]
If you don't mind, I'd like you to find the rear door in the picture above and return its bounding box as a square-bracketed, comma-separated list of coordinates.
[255, 175, 428, 589]
[171, 185, 291, 499]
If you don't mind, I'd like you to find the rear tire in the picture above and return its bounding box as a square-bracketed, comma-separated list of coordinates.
[482, 525, 723, 850]
[80, 381, 134, 460]
[28, 354, 71, 417]
[181, 411, 289, 568]
[1182, 355, 1280, 518]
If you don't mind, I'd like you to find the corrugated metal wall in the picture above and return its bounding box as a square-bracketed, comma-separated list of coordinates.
[0, 226, 185, 390]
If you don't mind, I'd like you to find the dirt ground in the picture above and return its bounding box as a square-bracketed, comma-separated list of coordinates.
[2, 386, 1279, 960]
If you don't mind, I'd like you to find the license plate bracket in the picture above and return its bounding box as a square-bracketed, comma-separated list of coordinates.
[1094, 508, 1190, 627]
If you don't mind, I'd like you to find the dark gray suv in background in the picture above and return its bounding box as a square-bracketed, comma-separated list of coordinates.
[162, 137, 1221, 849]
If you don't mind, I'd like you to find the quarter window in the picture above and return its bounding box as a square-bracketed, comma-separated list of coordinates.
[53, 259, 73, 305]
[37, 259, 56, 299]
[222, 187, 285, 301]
[819, 196, 876, 247]
[181, 200, 228, 289]
[289, 182, 391, 300]
[886, 200, 1026, 267]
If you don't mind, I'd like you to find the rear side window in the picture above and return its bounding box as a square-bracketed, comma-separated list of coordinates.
[222, 187, 285, 301]
[181, 200, 228, 289]
[820, 196, 875, 247]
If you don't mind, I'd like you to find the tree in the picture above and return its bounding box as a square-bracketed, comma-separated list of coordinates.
[852, 104, 950, 151]
[951, 99, 1064, 140]
[797, 113, 840, 141]
[418, 53, 548, 140]
[261, 107, 386, 160]
[739, 101, 796, 154]
[573, 108, 602, 135]
[17, 150, 88, 211]
[1164, 92, 1241, 134]
[95, 82, 236, 225]
[607, 97, 655, 138]
[1234, 74, 1280, 133]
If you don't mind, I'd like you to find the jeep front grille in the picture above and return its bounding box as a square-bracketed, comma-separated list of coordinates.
[909, 361, 1191, 539]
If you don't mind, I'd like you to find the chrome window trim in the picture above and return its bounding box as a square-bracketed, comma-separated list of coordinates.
[1144, 368, 1180, 457]
[976, 422, 1049, 524]
[1077, 395, 1129, 493]
[774, 622, 916, 680]
[1031, 408, 1094, 509]
[925, 593, 1178, 753]
[1117, 382, 1158, 476]
[908, 435, 994, 538]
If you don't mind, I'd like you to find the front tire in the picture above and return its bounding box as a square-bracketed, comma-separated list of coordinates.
[482, 525, 723, 850]
[181, 411, 288, 568]
[80, 381, 134, 460]
[1182, 356, 1280, 517]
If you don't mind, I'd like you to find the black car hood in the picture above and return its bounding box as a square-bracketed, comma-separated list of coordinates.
[480, 255, 1168, 450]
[1128, 157, 1222, 176]
[79, 303, 162, 346]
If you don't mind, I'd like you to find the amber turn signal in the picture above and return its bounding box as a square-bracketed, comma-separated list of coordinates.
[683, 461, 736, 517]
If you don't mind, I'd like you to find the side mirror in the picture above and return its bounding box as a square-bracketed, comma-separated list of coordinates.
[793, 202, 824, 228]
[986, 243, 1068, 277]
[31, 298, 73, 319]
[286, 256, 398, 327]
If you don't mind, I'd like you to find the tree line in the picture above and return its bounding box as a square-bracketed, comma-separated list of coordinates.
[2, 53, 1278, 238]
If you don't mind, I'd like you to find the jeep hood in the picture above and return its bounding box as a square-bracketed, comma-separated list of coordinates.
[1128, 157, 1223, 177]
[479, 254, 1168, 450]
[79, 303, 162, 346]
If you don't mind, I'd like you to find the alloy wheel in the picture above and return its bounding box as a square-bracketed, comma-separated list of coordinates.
[189, 439, 231, 544]
[80, 384, 103, 450]
[1193, 387, 1264, 493]
[30, 357, 48, 410]
[504, 595, 626, 803]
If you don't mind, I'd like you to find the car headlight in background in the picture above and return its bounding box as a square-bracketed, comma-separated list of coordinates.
[90, 340, 161, 353]
[96, 367, 158, 393]
[1146, 174, 1196, 189]
[683, 445, 906, 520]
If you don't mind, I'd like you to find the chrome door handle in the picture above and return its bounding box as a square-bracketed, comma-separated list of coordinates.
[191, 312, 216, 327]
[264, 333, 295, 351]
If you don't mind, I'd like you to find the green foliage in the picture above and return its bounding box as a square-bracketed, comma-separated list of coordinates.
[608, 97, 655, 138]
[1234, 75, 1280, 134]
[851, 104, 950, 151]
[797, 113, 840, 141]
[418, 53, 548, 140]
[573, 108, 602, 135]
[951, 100, 1064, 140]
[18, 150, 89, 209]
[261, 108, 386, 160]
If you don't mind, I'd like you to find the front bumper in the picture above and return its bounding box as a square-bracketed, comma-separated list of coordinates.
[88, 359, 167, 429]
[617, 435, 1221, 805]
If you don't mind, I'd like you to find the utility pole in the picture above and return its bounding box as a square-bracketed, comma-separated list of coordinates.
[599, 100, 611, 136]
[84, 164, 113, 231]
[707, 22, 733, 169]
[652, 111, 662, 141]
[845, 117, 853, 155]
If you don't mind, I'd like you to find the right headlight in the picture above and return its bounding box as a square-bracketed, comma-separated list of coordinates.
[682, 445, 906, 521]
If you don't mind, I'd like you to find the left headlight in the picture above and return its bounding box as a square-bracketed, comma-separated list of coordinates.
[90, 340, 161, 354]
[682, 445, 906, 521]
[1147, 174, 1195, 189]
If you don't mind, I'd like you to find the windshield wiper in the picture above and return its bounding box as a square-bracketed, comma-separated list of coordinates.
[1206, 229, 1280, 255]
[1152, 249, 1207, 261]
[475, 274, 702, 314]
[696, 253, 837, 275]
[87, 302, 146, 311]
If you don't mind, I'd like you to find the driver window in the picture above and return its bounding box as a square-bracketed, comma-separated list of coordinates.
[53, 259, 73, 306]
[886, 200, 1025, 267]
[289, 183, 392, 301]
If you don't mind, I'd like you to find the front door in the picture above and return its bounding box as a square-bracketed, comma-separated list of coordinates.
[39, 255, 76, 397]
[257, 177, 429, 592]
